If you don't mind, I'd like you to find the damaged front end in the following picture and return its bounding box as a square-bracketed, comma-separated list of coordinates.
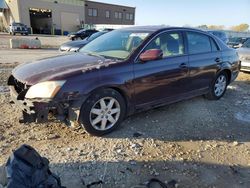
[7, 75, 84, 127]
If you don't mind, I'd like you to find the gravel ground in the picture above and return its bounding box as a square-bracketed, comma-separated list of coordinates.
[0, 35, 250, 188]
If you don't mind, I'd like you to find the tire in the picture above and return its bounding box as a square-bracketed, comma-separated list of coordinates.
[205, 71, 228, 100]
[13, 32, 16, 35]
[79, 88, 126, 136]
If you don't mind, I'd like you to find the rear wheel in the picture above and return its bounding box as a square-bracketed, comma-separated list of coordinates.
[79, 89, 126, 136]
[205, 71, 228, 100]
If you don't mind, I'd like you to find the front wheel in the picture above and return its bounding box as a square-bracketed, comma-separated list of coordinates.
[79, 89, 126, 136]
[205, 72, 228, 100]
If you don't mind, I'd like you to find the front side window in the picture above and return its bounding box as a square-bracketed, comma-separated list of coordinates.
[80, 30, 151, 60]
[144, 32, 184, 57]
[187, 32, 211, 54]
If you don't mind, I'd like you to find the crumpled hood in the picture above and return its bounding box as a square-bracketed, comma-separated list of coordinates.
[12, 53, 109, 85]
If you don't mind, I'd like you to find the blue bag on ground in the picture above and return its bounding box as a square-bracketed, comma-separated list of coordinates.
[5, 144, 65, 188]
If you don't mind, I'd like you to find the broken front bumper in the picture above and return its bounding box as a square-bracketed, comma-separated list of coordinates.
[9, 85, 58, 123]
[8, 75, 85, 126]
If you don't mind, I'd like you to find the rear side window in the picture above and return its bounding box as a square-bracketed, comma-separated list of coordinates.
[210, 38, 219, 51]
[187, 32, 211, 54]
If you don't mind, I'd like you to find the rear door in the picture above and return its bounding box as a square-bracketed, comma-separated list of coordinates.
[133, 31, 189, 107]
[186, 31, 221, 92]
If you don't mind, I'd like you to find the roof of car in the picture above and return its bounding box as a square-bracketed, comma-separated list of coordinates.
[119, 25, 206, 33]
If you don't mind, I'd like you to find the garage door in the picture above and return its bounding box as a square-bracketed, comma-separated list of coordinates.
[61, 12, 80, 33]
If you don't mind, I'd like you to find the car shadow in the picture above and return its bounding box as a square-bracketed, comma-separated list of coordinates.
[103, 79, 250, 142]
[47, 160, 250, 188]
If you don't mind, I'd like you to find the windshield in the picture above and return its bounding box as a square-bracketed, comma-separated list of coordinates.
[242, 39, 250, 48]
[87, 32, 106, 41]
[80, 30, 151, 60]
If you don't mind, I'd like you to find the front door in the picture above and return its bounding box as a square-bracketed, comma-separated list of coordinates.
[133, 31, 189, 108]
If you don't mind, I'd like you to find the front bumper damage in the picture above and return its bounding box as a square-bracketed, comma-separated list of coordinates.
[8, 75, 84, 127]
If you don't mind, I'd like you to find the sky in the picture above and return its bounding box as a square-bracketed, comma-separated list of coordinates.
[93, 0, 250, 28]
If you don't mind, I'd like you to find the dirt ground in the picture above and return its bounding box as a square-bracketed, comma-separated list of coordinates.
[0, 34, 250, 188]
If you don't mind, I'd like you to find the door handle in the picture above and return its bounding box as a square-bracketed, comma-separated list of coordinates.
[215, 57, 221, 63]
[179, 63, 188, 69]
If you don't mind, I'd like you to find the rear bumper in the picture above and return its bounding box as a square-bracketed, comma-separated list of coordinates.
[240, 61, 250, 72]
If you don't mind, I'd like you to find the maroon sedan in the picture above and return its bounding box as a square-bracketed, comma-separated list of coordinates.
[8, 26, 240, 136]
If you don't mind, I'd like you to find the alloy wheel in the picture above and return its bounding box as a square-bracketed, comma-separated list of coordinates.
[89, 97, 121, 131]
[214, 75, 227, 97]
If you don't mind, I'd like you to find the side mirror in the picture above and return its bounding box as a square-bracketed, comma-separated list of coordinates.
[139, 49, 163, 62]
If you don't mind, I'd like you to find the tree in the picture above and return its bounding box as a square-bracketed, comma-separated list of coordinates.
[208, 25, 225, 30]
[197, 25, 208, 29]
[231, 24, 249, 32]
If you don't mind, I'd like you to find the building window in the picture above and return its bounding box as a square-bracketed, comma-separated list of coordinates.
[93, 9, 97, 17]
[88, 8, 98, 17]
[115, 12, 122, 19]
[118, 12, 122, 19]
[126, 13, 130, 20]
[114, 12, 119, 19]
[88, 9, 93, 16]
[129, 13, 133, 20]
[105, 10, 110, 18]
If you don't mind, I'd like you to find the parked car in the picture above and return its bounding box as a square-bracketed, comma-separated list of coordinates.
[9, 22, 29, 35]
[60, 31, 109, 52]
[237, 38, 250, 72]
[102, 28, 114, 32]
[228, 37, 249, 49]
[8, 26, 240, 136]
[68, 29, 98, 41]
[207, 30, 229, 44]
